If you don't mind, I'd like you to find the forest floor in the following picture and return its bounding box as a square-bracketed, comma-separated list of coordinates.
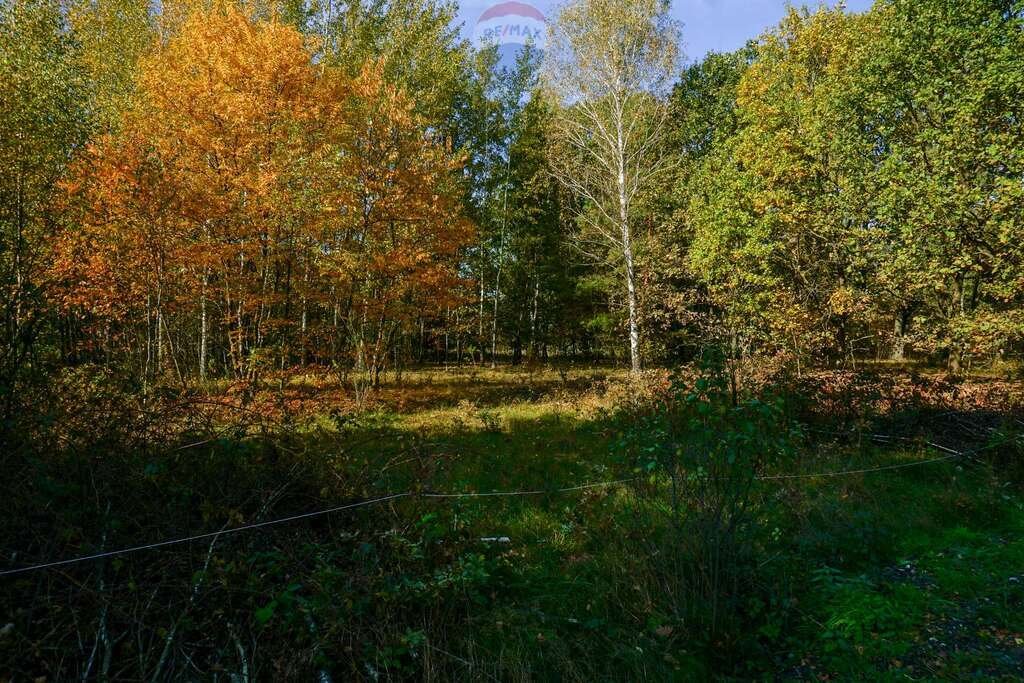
[3, 364, 1024, 680]
[191, 365, 1024, 679]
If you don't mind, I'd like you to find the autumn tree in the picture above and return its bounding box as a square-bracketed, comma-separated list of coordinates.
[687, 7, 878, 365]
[56, 7, 317, 382]
[326, 61, 473, 383]
[679, 0, 1023, 372]
[544, 0, 681, 373]
[54, 4, 472, 384]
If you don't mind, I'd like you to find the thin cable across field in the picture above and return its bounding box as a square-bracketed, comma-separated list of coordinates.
[421, 477, 637, 499]
[0, 480, 635, 577]
[0, 441, 983, 578]
[0, 493, 412, 578]
[755, 452, 962, 480]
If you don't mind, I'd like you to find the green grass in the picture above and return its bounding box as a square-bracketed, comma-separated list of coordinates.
[282, 368, 1024, 678]
[767, 455, 1024, 679]
[4, 366, 1022, 680]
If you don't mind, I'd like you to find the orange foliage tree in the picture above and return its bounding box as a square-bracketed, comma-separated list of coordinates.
[54, 5, 473, 384]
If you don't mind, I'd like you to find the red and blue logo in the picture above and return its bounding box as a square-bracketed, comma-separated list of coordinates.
[473, 2, 547, 50]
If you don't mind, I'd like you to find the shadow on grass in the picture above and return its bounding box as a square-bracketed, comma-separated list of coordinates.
[3, 366, 1023, 680]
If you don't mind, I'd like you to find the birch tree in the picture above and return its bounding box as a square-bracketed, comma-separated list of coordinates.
[543, 0, 680, 373]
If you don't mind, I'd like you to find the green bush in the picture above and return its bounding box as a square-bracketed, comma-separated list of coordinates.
[614, 352, 801, 642]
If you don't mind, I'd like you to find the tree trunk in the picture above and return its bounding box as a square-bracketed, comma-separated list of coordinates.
[891, 308, 910, 362]
[491, 282, 499, 368]
[155, 281, 165, 378]
[478, 271, 486, 365]
[614, 208, 638, 374]
[491, 159, 510, 369]
[529, 274, 540, 360]
[300, 266, 309, 367]
[199, 269, 209, 381]
[947, 277, 965, 374]
[444, 306, 450, 371]
[948, 346, 963, 375]
[490, 267, 501, 369]
[617, 120, 640, 374]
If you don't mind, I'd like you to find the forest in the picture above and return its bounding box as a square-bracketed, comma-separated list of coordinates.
[1, 0, 1023, 679]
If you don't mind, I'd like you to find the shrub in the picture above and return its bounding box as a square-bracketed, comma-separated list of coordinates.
[615, 351, 800, 641]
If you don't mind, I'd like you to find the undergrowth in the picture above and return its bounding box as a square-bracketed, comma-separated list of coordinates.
[0, 363, 1022, 680]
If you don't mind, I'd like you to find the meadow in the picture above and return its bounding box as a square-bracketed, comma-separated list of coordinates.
[2, 363, 1022, 680]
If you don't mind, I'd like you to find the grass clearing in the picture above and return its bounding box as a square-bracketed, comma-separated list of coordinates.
[2, 365, 1022, 679]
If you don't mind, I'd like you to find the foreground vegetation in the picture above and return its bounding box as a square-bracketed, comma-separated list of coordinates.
[2, 364, 1022, 679]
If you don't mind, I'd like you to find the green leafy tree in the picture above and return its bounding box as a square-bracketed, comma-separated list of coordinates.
[688, 7, 877, 365]
[0, 0, 90, 420]
[864, 0, 1024, 370]
[68, 0, 153, 133]
[318, 0, 470, 128]
[646, 46, 755, 361]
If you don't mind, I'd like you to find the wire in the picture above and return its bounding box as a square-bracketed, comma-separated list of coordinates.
[0, 442, 978, 579]
[756, 452, 962, 480]
[421, 477, 637, 498]
[758, 428, 1021, 482]
[0, 493, 411, 578]
[0, 480, 634, 578]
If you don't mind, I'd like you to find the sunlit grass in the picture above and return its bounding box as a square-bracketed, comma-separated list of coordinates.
[184, 366, 1024, 678]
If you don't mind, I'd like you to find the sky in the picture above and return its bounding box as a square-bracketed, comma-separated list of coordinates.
[455, 0, 875, 63]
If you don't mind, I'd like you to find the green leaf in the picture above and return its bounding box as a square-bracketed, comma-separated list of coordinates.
[255, 601, 277, 625]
